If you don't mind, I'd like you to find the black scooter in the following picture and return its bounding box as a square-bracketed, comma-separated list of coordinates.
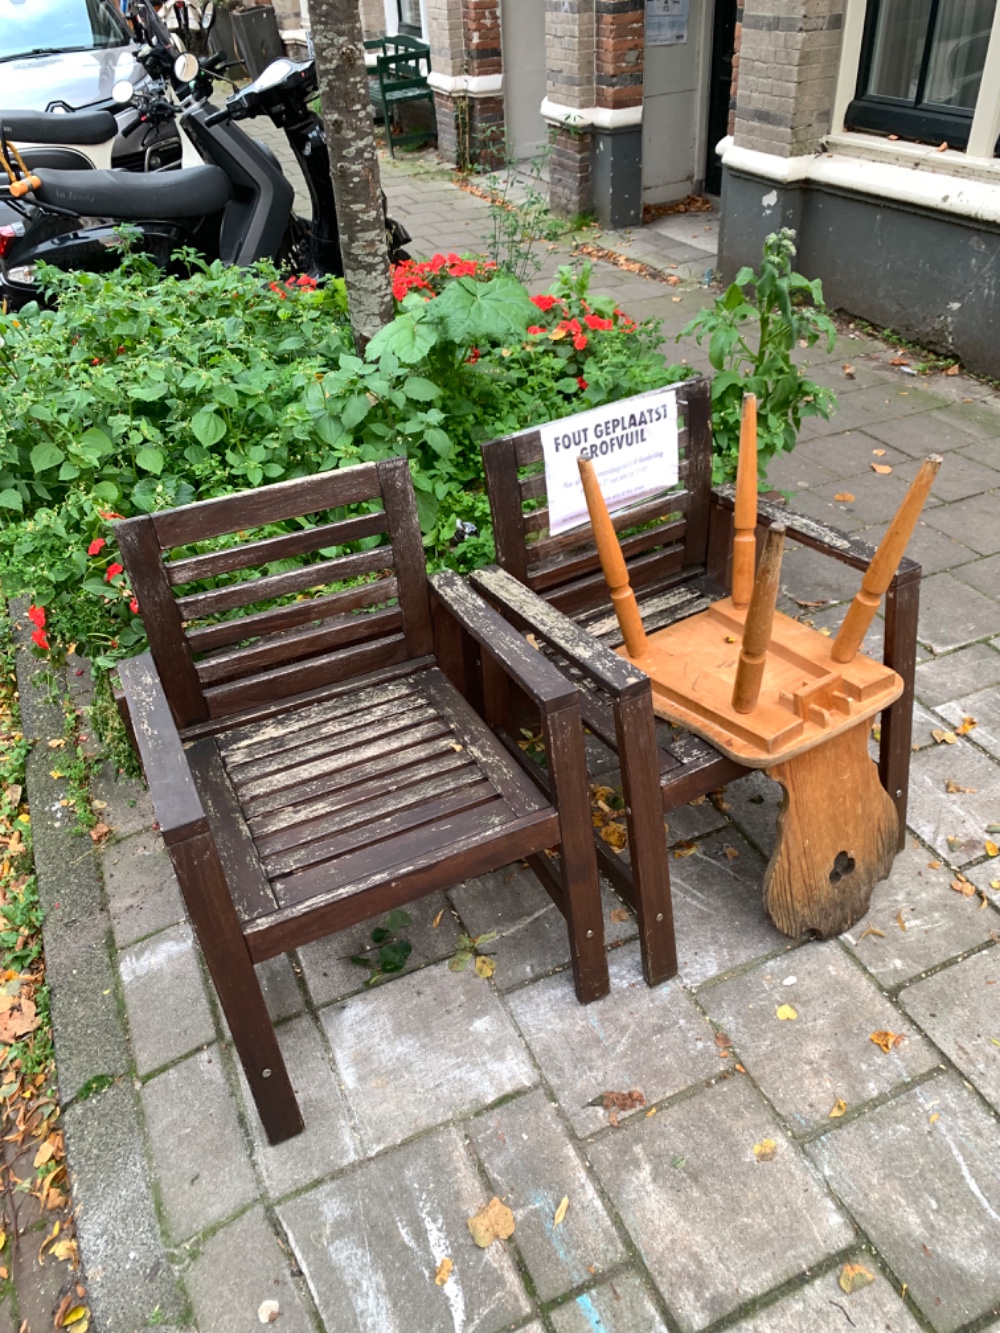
[0, 49, 410, 307]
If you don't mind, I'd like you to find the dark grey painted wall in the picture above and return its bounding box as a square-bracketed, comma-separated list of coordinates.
[718, 165, 1000, 378]
[593, 126, 643, 230]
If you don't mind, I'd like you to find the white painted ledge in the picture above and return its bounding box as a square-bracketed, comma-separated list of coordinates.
[540, 97, 643, 131]
[427, 72, 503, 97]
[722, 139, 1000, 227]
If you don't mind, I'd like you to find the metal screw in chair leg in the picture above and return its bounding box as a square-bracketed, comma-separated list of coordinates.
[656, 913, 664, 922]
[262, 1069, 272, 1078]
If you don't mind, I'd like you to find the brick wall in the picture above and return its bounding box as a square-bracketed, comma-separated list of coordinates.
[595, 0, 644, 111]
[732, 0, 845, 156]
[546, 0, 595, 110]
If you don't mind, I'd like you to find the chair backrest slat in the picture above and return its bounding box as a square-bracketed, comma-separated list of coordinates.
[481, 378, 713, 611]
[119, 459, 428, 728]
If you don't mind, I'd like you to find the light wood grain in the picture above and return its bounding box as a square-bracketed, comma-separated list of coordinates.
[732, 524, 785, 714]
[731, 392, 758, 610]
[577, 457, 649, 660]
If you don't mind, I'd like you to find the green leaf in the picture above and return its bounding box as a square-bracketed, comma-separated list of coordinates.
[366, 311, 437, 365]
[135, 446, 164, 475]
[424, 427, 453, 459]
[214, 383, 239, 409]
[413, 486, 439, 534]
[430, 272, 535, 346]
[0, 488, 23, 512]
[30, 442, 65, 473]
[131, 380, 168, 402]
[384, 909, 412, 931]
[191, 408, 226, 447]
[80, 426, 115, 454]
[403, 375, 440, 402]
[58, 462, 81, 481]
[92, 481, 119, 501]
[341, 394, 370, 430]
[371, 927, 390, 944]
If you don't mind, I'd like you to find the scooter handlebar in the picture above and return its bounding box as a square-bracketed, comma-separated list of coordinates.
[204, 107, 232, 127]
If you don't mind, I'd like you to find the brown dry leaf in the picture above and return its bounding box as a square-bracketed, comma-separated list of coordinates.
[666, 274, 681, 286]
[448, 742, 464, 753]
[775, 1004, 798, 1021]
[468, 1197, 515, 1248]
[434, 1257, 454, 1286]
[89, 822, 111, 844]
[609, 907, 630, 923]
[857, 925, 885, 941]
[753, 1138, 777, 1162]
[872, 448, 887, 456]
[951, 876, 976, 897]
[945, 780, 977, 794]
[870, 1030, 904, 1053]
[714, 1031, 732, 1050]
[839, 1264, 876, 1293]
[956, 716, 978, 735]
[834, 492, 856, 503]
[673, 841, 697, 858]
[553, 1196, 569, 1227]
[47, 738, 66, 749]
[525, 632, 541, 650]
[829, 1099, 847, 1119]
[842, 364, 856, 379]
[937, 141, 949, 151]
[795, 598, 829, 609]
[256, 1300, 280, 1324]
[932, 729, 958, 745]
[723, 845, 739, 860]
[945, 364, 961, 376]
[599, 822, 627, 851]
[871, 463, 893, 475]
[888, 357, 909, 367]
[928, 860, 941, 869]
[474, 955, 496, 980]
[602, 1089, 645, 1127]
[896, 909, 907, 933]
[431, 909, 445, 929]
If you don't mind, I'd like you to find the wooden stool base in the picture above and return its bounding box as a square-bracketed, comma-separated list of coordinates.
[763, 721, 898, 938]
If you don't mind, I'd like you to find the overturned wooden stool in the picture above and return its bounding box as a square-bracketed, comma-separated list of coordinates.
[579, 404, 941, 938]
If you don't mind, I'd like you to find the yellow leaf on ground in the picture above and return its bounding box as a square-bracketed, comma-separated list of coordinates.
[49, 771, 65, 780]
[871, 463, 893, 474]
[870, 1030, 903, 1053]
[986, 841, 1000, 858]
[431, 909, 444, 929]
[839, 1264, 876, 1294]
[775, 1004, 798, 1021]
[63, 1308, 90, 1327]
[723, 845, 739, 860]
[753, 1138, 777, 1161]
[872, 448, 886, 456]
[610, 907, 630, 923]
[47, 738, 66, 749]
[467, 1197, 515, 1248]
[553, 1196, 569, 1227]
[474, 955, 496, 979]
[951, 877, 976, 896]
[599, 822, 627, 850]
[956, 716, 978, 734]
[931, 729, 957, 745]
[829, 1099, 847, 1119]
[434, 1257, 453, 1286]
[896, 909, 907, 932]
[834, 492, 856, 502]
[930, 1112, 940, 1124]
[945, 780, 977, 793]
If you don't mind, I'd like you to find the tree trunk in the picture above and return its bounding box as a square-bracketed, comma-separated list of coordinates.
[309, 0, 394, 349]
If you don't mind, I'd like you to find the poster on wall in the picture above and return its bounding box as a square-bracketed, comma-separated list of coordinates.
[646, 0, 689, 46]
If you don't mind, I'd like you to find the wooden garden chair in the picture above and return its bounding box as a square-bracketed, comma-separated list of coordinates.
[474, 376, 920, 987]
[114, 458, 606, 1145]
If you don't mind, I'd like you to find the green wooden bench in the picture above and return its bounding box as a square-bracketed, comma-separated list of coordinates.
[364, 35, 436, 157]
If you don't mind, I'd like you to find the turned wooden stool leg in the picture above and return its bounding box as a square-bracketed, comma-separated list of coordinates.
[762, 721, 898, 937]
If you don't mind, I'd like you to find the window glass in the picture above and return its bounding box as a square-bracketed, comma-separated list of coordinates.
[924, 0, 996, 110]
[866, 0, 933, 101]
[0, 0, 127, 60]
[397, 0, 421, 31]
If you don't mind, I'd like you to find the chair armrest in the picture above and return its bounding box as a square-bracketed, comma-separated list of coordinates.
[116, 652, 207, 846]
[711, 485, 921, 583]
[430, 569, 580, 714]
[468, 565, 650, 701]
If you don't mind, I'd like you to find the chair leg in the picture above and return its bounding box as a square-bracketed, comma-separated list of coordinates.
[880, 570, 920, 851]
[168, 832, 304, 1145]
[615, 693, 679, 986]
[544, 704, 610, 1003]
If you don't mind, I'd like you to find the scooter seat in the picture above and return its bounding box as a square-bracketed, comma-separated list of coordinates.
[32, 166, 232, 220]
[1, 109, 118, 146]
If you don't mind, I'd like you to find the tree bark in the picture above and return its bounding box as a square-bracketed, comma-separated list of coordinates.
[309, 0, 394, 349]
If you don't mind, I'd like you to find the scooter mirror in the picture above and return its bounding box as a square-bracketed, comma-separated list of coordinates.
[171, 33, 186, 52]
[174, 52, 200, 83]
[201, 0, 216, 31]
[112, 80, 136, 105]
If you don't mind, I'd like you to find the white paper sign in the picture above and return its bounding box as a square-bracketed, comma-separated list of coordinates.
[646, 0, 689, 46]
[540, 388, 680, 536]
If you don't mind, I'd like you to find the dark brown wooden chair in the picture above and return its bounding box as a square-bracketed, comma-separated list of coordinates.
[474, 376, 920, 987]
[114, 458, 607, 1145]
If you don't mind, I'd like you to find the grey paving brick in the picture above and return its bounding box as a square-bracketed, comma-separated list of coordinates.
[721, 769, 782, 859]
[765, 451, 839, 494]
[859, 517, 977, 576]
[897, 450, 1000, 503]
[448, 865, 634, 993]
[255, 953, 305, 1023]
[468, 1089, 625, 1301]
[776, 540, 863, 609]
[956, 435, 1000, 468]
[929, 399, 1000, 440]
[899, 947, 1000, 1110]
[278, 1126, 532, 1333]
[952, 549, 1000, 600]
[808, 473, 941, 529]
[926, 493, 1000, 556]
[728, 1267, 923, 1332]
[661, 791, 729, 844]
[590, 1076, 852, 1332]
[803, 385, 947, 438]
[236, 1014, 358, 1200]
[63, 1083, 185, 1331]
[915, 573, 1000, 653]
[102, 830, 185, 949]
[915, 644, 1000, 707]
[700, 941, 938, 1133]
[507, 943, 717, 1136]
[864, 409, 987, 456]
[45, 912, 130, 1103]
[664, 830, 790, 984]
[296, 890, 462, 1007]
[842, 842, 999, 987]
[186, 1206, 315, 1333]
[775, 485, 868, 533]
[906, 740, 1000, 864]
[808, 1075, 1000, 1332]
[322, 958, 535, 1154]
[90, 760, 155, 839]
[140, 1047, 257, 1243]
[119, 923, 215, 1075]
[939, 687, 1000, 763]
[550, 1272, 669, 1333]
[794, 429, 910, 480]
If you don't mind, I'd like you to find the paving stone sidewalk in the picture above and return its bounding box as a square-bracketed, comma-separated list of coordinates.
[15, 154, 1000, 1333]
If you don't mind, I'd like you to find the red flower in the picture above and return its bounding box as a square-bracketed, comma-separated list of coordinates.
[531, 294, 557, 312]
[129, 598, 139, 615]
[88, 538, 107, 557]
[117, 344, 126, 354]
[105, 562, 124, 583]
[27, 605, 46, 629]
[269, 282, 287, 300]
[527, 325, 547, 335]
[577, 377, 588, 391]
[31, 628, 50, 652]
[466, 347, 481, 365]
[91, 358, 102, 366]
[584, 313, 613, 331]
[573, 334, 588, 351]
[98, 510, 125, 520]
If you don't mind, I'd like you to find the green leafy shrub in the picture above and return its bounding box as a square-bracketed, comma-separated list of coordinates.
[681, 228, 837, 482]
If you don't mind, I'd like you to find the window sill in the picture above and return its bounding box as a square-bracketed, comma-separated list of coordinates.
[826, 131, 999, 186]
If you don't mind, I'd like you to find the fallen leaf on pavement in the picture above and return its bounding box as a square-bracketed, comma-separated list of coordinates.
[888, 357, 909, 367]
[842, 365, 856, 379]
[257, 1299, 280, 1323]
[775, 1004, 798, 1021]
[928, 860, 941, 869]
[945, 780, 976, 793]
[553, 1196, 569, 1227]
[47, 738, 66, 749]
[870, 1030, 904, 1053]
[795, 598, 829, 608]
[723, 845, 739, 860]
[857, 925, 885, 941]
[951, 876, 976, 896]
[434, 1257, 453, 1285]
[839, 1263, 876, 1293]
[89, 821, 111, 844]
[599, 822, 627, 851]
[474, 955, 496, 979]
[602, 1089, 645, 1127]
[468, 1197, 515, 1247]
[829, 1099, 847, 1119]
[673, 841, 697, 858]
[931, 729, 957, 745]
[834, 492, 855, 503]
[896, 909, 907, 932]
[753, 1138, 777, 1161]
[609, 907, 630, 923]
[871, 463, 893, 474]
[432, 909, 444, 929]
[956, 716, 978, 734]
[945, 364, 961, 376]
[62, 1309, 90, 1329]
[986, 841, 1000, 858]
